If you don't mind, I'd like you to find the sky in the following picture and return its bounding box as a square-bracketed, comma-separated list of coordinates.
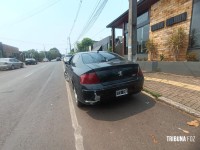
[0, 0, 129, 54]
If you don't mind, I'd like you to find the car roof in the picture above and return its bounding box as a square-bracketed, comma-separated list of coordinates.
[0, 58, 11, 61]
[76, 51, 111, 55]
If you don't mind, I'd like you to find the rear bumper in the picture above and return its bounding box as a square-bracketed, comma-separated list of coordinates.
[80, 78, 144, 104]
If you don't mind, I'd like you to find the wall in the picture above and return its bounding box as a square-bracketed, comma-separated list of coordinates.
[0, 42, 3, 58]
[138, 61, 200, 77]
[150, 0, 193, 61]
[93, 36, 111, 51]
[2, 44, 19, 58]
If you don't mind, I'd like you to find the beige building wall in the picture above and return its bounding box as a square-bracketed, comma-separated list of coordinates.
[150, 0, 193, 61]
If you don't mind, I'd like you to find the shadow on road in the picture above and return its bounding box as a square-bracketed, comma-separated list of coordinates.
[79, 93, 156, 121]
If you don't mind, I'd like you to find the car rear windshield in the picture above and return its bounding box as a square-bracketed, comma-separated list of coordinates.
[82, 52, 124, 64]
[100, 52, 124, 61]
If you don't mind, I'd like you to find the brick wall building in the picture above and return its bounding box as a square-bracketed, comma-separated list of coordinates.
[107, 0, 200, 61]
[0, 42, 19, 58]
[0, 42, 3, 58]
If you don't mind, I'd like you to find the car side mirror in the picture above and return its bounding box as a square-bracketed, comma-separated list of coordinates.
[65, 61, 69, 65]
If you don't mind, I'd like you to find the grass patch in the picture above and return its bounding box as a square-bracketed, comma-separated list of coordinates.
[143, 88, 162, 99]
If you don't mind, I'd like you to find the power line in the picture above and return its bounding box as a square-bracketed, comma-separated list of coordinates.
[91, 27, 106, 38]
[2, 0, 62, 28]
[75, 0, 108, 43]
[69, 0, 83, 37]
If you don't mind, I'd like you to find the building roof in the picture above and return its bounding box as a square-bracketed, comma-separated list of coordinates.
[106, 0, 159, 29]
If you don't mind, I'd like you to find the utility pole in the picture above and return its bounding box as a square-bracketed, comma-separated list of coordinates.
[128, 0, 137, 62]
[43, 45, 46, 58]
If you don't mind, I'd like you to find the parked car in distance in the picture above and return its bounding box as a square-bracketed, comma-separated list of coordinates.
[64, 51, 144, 107]
[25, 58, 37, 65]
[43, 58, 49, 62]
[56, 57, 61, 61]
[0, 58, 24, 70]
[63, 54, 73, 64]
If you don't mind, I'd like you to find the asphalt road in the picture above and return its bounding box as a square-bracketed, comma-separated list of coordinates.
[0, 62, 199, 150]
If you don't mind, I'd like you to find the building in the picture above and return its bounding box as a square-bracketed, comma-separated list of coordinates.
[92, 36, 123, 54]
[0, 42, 19, 58]
[92, 36, 112, 51]
[0, 42, 3, 58]
[107, 0, 200, 61]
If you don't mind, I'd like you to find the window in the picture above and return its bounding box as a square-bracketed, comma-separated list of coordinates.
[137, 11, 149, 27]
[137, 24, 149, 54]
[71, 55, 80, 67]
[190, 0, 200, 48]
[125, 11, 149, 55]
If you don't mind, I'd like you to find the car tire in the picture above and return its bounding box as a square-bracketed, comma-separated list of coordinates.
[73, 86, 84, 107]
[64, 72, 70, 82]
[21, 64, 24, 68]
[11, 65, 15, 70]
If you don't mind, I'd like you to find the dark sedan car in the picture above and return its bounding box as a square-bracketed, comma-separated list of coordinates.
[64, 51, 144, 107]
[25, 58, 37, 65]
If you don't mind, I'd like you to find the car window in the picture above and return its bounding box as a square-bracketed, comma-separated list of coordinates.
[71, 54, 80, 67]
[82, 53, 106, 64]
[10, 59, 15, 62]
[14, 59, 19, 62]
[100, 52, 124, 61]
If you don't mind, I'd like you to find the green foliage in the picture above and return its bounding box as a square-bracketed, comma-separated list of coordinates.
[23, 47, 61, 62]
[23, 49, 40, 61]
[76, 38, 94, 52]
[145, 39, 157, 60]
[49, 47, 61, 60]
[167, 27, 187, 61]
[143, 88, 162, 99]
[186, 52, 198, 61]
[108, 46, 112, 52]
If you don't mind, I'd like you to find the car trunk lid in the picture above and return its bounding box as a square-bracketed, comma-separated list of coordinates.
[86, 62, 140, 85]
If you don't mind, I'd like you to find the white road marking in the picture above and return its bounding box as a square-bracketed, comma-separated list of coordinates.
[24, 72, 33, 78]
[63, 62, 84, 150]
[24, 65, 47, 78]
[66, 82, 84, 150]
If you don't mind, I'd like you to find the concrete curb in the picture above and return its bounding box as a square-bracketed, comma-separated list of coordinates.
[158, 96, 200, 118]
[142, 91, 200, 118]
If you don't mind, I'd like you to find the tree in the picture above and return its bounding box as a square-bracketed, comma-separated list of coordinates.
[23, 49, 40, 61]
[48, 48, 61, 60]
[76, 38, 94, 52]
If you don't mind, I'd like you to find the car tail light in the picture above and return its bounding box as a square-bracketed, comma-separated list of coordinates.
[80, 72, 100, 84]
[137, 67, 143, 77]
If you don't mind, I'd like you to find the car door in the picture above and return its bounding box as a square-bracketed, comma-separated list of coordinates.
[9, 59, 16, 68]
[13, 59, 20, 68]
[67, 54, 80, 82]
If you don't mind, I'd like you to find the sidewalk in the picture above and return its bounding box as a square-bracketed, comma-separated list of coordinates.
[143, 72, 200, 118]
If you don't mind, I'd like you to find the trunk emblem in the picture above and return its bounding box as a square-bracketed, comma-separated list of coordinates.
[118, 71, 123, 77]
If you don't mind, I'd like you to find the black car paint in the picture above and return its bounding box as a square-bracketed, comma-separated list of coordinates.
[65, 52, 144, 105]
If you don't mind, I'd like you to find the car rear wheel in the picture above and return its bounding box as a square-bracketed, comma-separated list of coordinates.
[11, 65, 15, 70]
[21, 64, 24, 68]
[64, 72, 70, 82]
[73, 86, 83, 107]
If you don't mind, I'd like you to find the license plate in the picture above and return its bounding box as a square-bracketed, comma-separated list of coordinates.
[116, 89, 128, 97]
